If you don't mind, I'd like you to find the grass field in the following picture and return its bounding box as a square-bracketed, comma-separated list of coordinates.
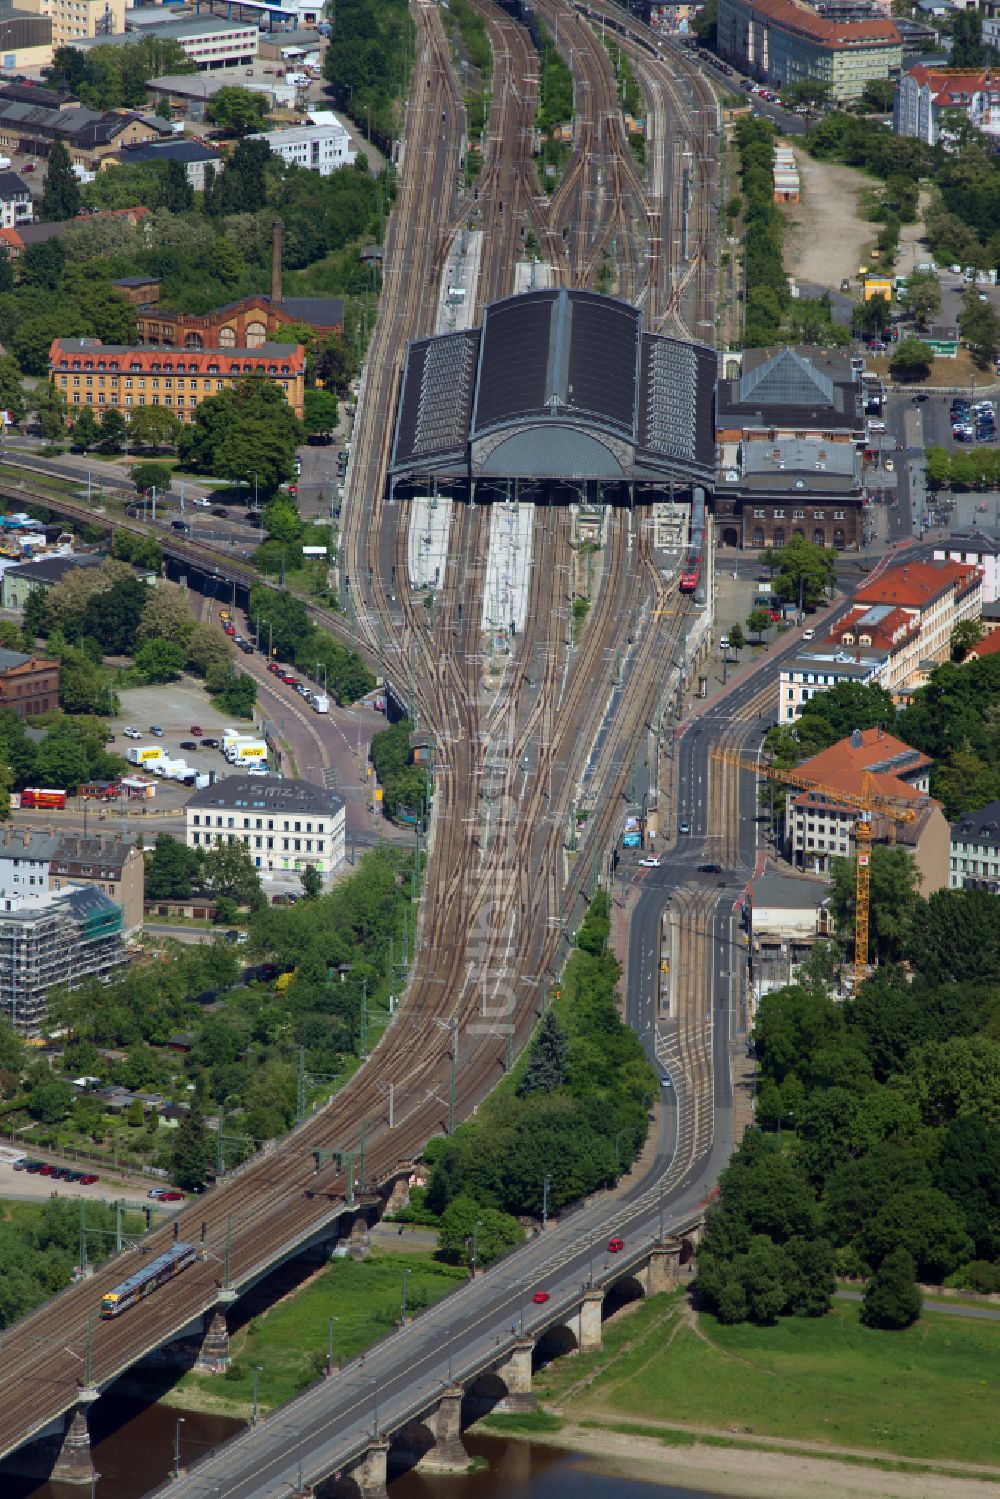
[539, 1295, 1000, 1467]
[170, 1251, 466, 1416]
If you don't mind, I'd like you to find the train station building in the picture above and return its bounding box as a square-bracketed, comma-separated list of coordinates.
[388, 289, 717, 504]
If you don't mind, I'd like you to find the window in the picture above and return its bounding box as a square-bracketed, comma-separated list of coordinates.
[753, 509, 766, 519]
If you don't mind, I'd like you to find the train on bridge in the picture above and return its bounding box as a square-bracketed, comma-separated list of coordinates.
[100, 1243, 201, 1319]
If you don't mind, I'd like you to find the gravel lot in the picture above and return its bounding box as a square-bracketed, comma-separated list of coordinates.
[0, 1157, 160, 1211]
[781, 146, 873, 293]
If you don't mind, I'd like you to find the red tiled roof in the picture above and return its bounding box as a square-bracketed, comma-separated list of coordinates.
[746, 0, 900, 45]
[968, 631, 1000, 660]
[906, 65, 998, 94]
[48, 338, 306, 376]
[791, 727, 932, 811]
[825, 603, 919, 653]
[854, 558, 981, 610]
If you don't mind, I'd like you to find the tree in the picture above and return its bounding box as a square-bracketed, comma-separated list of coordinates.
[951, 617, 984, 661]
[146, 833, 202, 900]
[861, 1247, 921, 1329]
[179, 378, 302, 497]
[172, 1101, 213, 1191]
[210, 668, 256, 719]
[34, 733, 89, 790]
[908, 888, 1000, 986]
[138, 587, 195, 649]
[888, 336, 933, 382]
[131, 461, 172, 496]
[263, 497, 304, 544]
[300, 863, 323, 898]
[831, 845, 920, 966]
[128, 404, 181, 452]
[0, 355, 26, 425]
[98, 407, 127, 454]
[727, 623, 746, 659]
[70, 406, 99, 450]
[40, 141, 80, 221]
[81, 576, 148, 655]
[516, 1010, 569, 1097]
[162, 158, 193, 214]
[796, 681, 897, 744]
[303, 387, 339, 435]
[902, 1035, 1000, 1130]
[27, 1076, 75, 1122]
[862, 1186, 972, 1281]
[187, 621, 233, 677]
[861, 78, 896, 113]
[202, 839, 264, 909]
[783, 1235, 835, 1317]
[437, 1193, 523, 1267]
[135, 636, 186, 683]
[959, 287, 1000, 367]
[33, 382, 67, 440]
[773, 535, 836, 611]
[206, 86, 270, 136]
[900, 269, 941, 330]
[746, 608, 770, 645]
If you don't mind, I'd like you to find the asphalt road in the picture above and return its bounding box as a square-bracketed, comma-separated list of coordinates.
[836, 1289, 1000, 1323]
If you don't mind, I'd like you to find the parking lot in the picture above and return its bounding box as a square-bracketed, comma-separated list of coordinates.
[0, 1155, 156, 1210]
[111, 678, 266, 782]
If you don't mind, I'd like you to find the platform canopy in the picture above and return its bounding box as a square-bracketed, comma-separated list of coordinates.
[389, 289, 717, 498]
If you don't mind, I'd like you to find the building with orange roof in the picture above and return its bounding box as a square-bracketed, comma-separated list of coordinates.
[48, 337, 306, 423]
[785, 726, 949, 890]
[717, 0, 902, 101]
[895, 64, 1000, 145]
[965, 629, 1000, 662]
[853, 557, 982, 677]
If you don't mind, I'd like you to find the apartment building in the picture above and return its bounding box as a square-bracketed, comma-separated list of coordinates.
[851, 558, 982, 677]
[934, 529, 1000, 603]
[71, 14, 258, 69]
[49, 337, 307, 422]
[894, 65, 1000, 145]
[20, 0, 124, 48]
[0, 884, 125, 1034]
[0, 829, 144, 932]
[780, 643, 888, 721]
[747, 871, 835, 1000]
[250, 115, 355, 177]
[785, 727, 949, 895]
[186, 776, 346, 882]
[0, 169, 32, 230]
[717, 0, 902, 101]
[0, 647, 60, 718]
[950, 801, 1000, 893]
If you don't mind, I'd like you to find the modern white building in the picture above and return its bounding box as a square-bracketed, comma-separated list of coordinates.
[252, 114, 355, 176]
[934, 529, 1000, 604]
[894, 64, 1000, 145]
[0, 170, 32, 231]
[780, 646, 888, 723]
[72, 15, 258, 70]
[950, 801, 1000, 893]
[186, 775, 346, 882]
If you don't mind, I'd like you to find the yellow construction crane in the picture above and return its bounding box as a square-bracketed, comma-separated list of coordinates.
[711, 749, 918, 989]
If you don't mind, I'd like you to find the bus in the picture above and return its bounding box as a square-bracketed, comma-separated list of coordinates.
[101, 1242, 201, 1318]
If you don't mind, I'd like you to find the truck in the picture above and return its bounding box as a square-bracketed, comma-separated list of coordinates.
[312, 693, 330, 714]
[20, 788, 67, 810]
[226, 740, 267, 763]
[127, 745, 165, 766]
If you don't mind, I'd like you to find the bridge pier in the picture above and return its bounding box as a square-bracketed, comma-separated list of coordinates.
[642, 1239, 683, 1296]
[417, 1384, 469, 1473]
[49, 1396, 97, 1487]
[495, 1337, 536, 1412]
[195, 1307, 232, 1374]
[356, 1437, 389, 1498]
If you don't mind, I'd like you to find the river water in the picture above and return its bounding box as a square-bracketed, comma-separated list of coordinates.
[11, 1402, 717, 1499]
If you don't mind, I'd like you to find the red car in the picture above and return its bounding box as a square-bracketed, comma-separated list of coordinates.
[160, 1190, 184, 1202]
[532, 1291, 550, 1304]
[79, 1174, 99, 1185]
[268, 662, 283, 675]
[190, 725, 203, 737]
[224, 624, 236, 637]
[37, 1164, 55, 1176]
[608, 1237, 625, 1254]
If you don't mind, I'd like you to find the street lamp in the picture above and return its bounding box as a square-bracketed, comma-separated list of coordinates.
[326, 1318, 338, 1377]
[470, 1220, 483, 1275]
[401, 1268, 411, 1324]
[252, 1364, 262, 1425]
[173, 1416, 185, 1478]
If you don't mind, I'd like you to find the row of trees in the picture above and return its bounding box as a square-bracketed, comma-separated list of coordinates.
[734, 118, 790, 348]
[700, 881, 1000, 1327]
[369, 719, 429, 823]
[248, 582, 374, 704]
[423, 894, 658, 1260]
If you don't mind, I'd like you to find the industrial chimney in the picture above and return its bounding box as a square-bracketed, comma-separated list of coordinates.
[271, 218, 282, 305]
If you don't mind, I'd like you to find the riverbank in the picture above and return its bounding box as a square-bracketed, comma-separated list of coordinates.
[510, 1422, 1000, 1499]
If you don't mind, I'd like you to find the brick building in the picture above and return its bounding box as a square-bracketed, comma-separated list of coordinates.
[714, 347, 867, 551]
[49, 337, 307, 422]
[0, 647, 59, 717]
[49, 835, 144, 934]
[134, 221, 343, 350]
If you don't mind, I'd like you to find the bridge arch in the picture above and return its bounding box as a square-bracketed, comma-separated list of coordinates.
[462, 1369, 509, 1424]
[320, 1474, 363, 1499]
[603, 1273, 646, 1318]
[387, 1418, 436, 1477]
[533, 1322, 578, 1369]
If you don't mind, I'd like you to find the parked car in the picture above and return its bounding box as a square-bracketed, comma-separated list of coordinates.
[148, 1188, 167, 1199]
[201, 738, 220, 749]
[123, 727, 141, 740]
[180, 741, 198, 751]
[190, 725, 203, 736]
[149, 726, 164, 737]
[212, 507, 229, 519]
[79, 1174, 99, 1185]
[192, 497, 211, 508]
[160, 1190, 185, 1203]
